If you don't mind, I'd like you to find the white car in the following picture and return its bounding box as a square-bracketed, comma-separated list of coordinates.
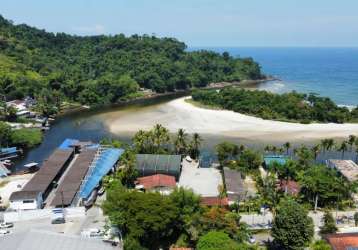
[0, 222, 13, 229]
[0, 229, 10, 235]
[249, 236, 256, 244]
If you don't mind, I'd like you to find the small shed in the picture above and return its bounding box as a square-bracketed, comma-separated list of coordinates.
[9, 191, 43, 210]
[263, 155, 288, 168]
[135, 154, 181, 179]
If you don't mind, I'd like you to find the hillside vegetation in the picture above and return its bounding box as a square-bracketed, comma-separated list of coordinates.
[192, 88, 358, 123]
[0, 15, 263, 106]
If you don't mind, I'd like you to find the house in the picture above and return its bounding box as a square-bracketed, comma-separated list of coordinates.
[9, 191, 43, 210]
[326, 159, 358, 182]
[263, 155, 288, 169]
[201, 197, 229, 207]
[135, 174, 176, 195]
[325, 233, 358, 250]
[223, 167, 246, 204]
[277, 180, 300, 196]
[178, 160, 222, 197]
[135, 154, 182, 180]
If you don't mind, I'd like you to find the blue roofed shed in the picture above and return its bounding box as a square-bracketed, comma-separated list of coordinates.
[263, 155, 288, 168]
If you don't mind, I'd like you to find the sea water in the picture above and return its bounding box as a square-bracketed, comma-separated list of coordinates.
[192, 47, 358, 107]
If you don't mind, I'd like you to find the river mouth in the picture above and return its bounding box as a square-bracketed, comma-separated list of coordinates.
[14, 95, 357, 169]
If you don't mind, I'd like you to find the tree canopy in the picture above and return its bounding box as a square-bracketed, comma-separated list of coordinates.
[0, 15, 263, 106]
[271, 199, 314, 250]
[192, 88, 358, 123]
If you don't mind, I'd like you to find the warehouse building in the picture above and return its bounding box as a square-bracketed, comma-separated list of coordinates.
[135, 154, 182, 180]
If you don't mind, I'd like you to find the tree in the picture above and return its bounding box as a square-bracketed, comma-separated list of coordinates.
[295, 145, 314, 169]
[0, 121, 11, 146]
[189, 132, 202, 159]
[102, 182, 179, 249]
[311, 144, 321, 161]
[354, 212, 358, 226]
[174, 128, 188, 155]
[196, 231, 240, 250]
[310, 240, 331, 250]
[283, 142, 291, 155]
[337, 141, 348, 159]
[216, 142, 239, 166]
[271, 199, 314, 250]
[10, 128, 43, 148]
[319, 210, 337, 235]
[169, 187, 202, 245]
[300, 165, 351, 211]
[348, 135, 356, 151]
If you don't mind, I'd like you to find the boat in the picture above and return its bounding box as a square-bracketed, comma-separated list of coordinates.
[23, 162, 39, 173]
[0, 147, 19, 161]
[83, 189, 98, 207]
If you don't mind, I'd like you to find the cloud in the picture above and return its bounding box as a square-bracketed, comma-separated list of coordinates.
[71, 24, 105, 34]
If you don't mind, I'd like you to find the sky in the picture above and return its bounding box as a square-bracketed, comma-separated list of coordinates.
[1, 0, 358, 47]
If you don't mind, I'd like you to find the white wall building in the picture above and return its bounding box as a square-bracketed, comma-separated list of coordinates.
[9, 191, 43, 210]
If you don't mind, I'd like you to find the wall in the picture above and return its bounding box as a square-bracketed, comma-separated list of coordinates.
[4, 206, 86, 222]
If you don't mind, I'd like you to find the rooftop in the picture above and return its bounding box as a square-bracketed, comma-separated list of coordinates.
[277, 180, 300, 196]
[327, 160, 358, 182]
[0, 229, 118, 250]
[135, 154, 181, 178]
[179, 160, 222, 197]
[264, 155, 288, 167]
[325, 233, 358, 250]
[135, 174, 176, 190]
[223, 167, 245, 202]
[201, 197, 228, 207]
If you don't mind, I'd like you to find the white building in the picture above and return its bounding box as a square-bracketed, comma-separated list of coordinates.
[179, 160, 222, 197]
[9, 191, 43, 210]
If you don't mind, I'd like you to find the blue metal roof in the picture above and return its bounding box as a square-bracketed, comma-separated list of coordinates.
[0, 147, 17, 154]
[264, 155, 288, 166]
[58, 139, 79, 150]
[80, 148, 124, 199]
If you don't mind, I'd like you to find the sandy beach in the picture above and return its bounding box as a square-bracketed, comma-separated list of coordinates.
[102, 97, 358, 142]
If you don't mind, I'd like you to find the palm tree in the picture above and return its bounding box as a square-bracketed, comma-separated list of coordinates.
[152, 124, 170, 153]
[283, 142, 291, 155]
[320, 139, 328, 155]
[278, 147, 285, 154]
[311, 144, 321, 161]
[174, 128, 188, 155]
[271, 146, 278, 154]
[337, 141, 348, 159]
[133, 130, 147, 153]
[348, 135, 357, 151]
[264, 145, 271, 153]
[326, 139, 335, 152]
[190, 133, 203, 160]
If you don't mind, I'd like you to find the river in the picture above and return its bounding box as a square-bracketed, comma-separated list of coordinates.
[15, 94, 357, 169]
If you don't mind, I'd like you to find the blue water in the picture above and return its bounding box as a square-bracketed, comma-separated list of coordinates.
[191, 47, 358, 106]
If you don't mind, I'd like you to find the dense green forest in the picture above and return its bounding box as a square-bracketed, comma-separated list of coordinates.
[192, 87, 358, 123]
[0, 15, 263, 106]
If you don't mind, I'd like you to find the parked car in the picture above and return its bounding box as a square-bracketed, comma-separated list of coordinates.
[0, 229, 10, 235]
[81, 228, 104, 238]
[51, 217, 65, 224]
[249, 236, 256, 244]
[0, 222, 13, 228]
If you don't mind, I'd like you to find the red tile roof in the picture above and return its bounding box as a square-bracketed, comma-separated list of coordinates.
[135, 174, 176, 189]
[201, 197, 229, 206]
[277, 180, 300, 195]
[326, 233, 358, 250]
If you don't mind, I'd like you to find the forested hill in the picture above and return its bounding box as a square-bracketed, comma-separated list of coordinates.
[0, 15, 263, 106]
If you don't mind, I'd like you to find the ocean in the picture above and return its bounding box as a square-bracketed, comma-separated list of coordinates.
[191, 47, 358, 107]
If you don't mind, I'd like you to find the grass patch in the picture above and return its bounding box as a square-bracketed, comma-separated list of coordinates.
[185, 98, 222, 110]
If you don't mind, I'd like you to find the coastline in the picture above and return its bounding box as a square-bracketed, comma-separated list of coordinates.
[103, 96, 358, 142]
